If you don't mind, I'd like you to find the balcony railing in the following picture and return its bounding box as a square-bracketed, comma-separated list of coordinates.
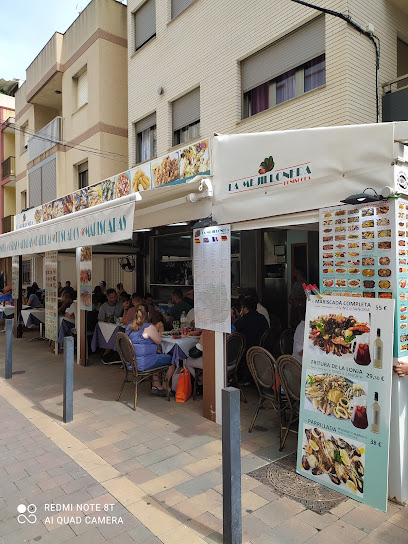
[382, 74, 408, 122]
[27, 116, 63, 162]
[2, 215, 14, 234]
[1, 156, 15, 180]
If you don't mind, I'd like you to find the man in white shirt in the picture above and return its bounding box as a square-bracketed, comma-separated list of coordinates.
[292, 320, 305, 363]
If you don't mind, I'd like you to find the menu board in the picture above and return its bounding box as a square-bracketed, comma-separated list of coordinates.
[79, 246, 92, 311]
[296, 295, 394, 512]
[194, 225, 231, 333]
[12, 256, 19, 300]
[14, 139, 211, 230]
[44, 251, 58, 342]
[319, 199, 408, 357]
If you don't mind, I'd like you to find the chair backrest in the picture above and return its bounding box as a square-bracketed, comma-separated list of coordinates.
[247, 346, 279, 402]
[279, 328, 295, 355]
[260, 327, 281, 357]
[116, 332, 138, 376]
[227, 332, 246, 368]
[277, 354, 302, 407]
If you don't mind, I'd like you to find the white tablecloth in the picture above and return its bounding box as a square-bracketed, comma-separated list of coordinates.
[98, 321, 121, 343]
[161, 335, 199, 357]
[21, 308, 46, 327]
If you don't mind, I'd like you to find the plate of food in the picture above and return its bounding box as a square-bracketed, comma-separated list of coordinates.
[132, 166, 151, 192]
[179, 140, 210, 179]
[309, 314, 370, 357]
[88, 183, 103, 207]
[101, 178, 116, 201]
[73, 188, 88, 211]
[116, 172, 130, 198]
[152, 152, 179, 187]
[52, 199, 64, 219]
[62, 194, 73, 215]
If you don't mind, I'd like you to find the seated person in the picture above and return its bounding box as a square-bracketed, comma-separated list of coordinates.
[234, 296, 268, 351]
[231, 304, 241, 332]
[92, 285, 107, 310]
[65, 300, 77, 320]
[98, 289, 123, 322]
[126, 306, 174, 396]
[61, 281, 75, 298]
[119, 291, 130, 305]
[241, 290, 270, 326]
[24, 286, 43, 308]
[292, 302, 306, 363]
[186, 334, 204, 380]
[151, 312, 165, 333]
[58, 291, 73, 315]
[167, 288, 192, 326]
[122, 293, 143, 325]
[116, 283, 124, 295]
[0, 286, 13, 304]
[58, 282, 63, 297]
[186, 307, 195, 328]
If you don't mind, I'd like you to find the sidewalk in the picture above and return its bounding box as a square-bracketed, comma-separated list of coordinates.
[0, 330, 407, 543]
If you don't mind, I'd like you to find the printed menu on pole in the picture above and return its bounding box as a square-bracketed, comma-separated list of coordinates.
[319, 198, 408, 357]
[12, 256, 19, 300]
[79, 246, 92, 311]
[194, 225, 231, 333]
[296, 295, 394, 512]
[44, 251, 58, 342]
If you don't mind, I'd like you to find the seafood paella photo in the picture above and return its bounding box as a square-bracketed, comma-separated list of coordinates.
[309, 314, 370, 357]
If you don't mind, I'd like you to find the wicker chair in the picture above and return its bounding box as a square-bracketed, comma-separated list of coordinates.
[279, 328, 295, 355]
[246, 346, 281, 432]
[276, 354, 302, 451]
[260, 327, 281, 359]
[227, 332, 247, 403]
[115, 332, 170, 410]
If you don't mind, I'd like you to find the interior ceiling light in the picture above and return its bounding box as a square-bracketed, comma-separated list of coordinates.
[340, 188, 385, 206]
[167, 222, 189, 226]
[133, 228, 151, 232]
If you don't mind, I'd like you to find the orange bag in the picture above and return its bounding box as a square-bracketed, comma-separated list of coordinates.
[175, 368, 192, 402]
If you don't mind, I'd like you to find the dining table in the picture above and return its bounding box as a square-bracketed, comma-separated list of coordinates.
[21, 308, 46, 328]
[58, 316, 76, 343]
[0, 305, 29, 320]
[91, 321, 125, 351]
[160, 333, 201, 367]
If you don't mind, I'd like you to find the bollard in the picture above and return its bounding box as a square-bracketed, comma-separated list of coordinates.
[5, 318, 13, 379]
[222, 387, 242, 544]
[63, 336, 74, 423]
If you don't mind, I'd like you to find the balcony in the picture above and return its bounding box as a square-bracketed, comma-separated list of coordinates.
[1, 156, 15, 181]
[0, 117, 15, 134]
[382, 74, 408, 122]
[2, 215, 14, 234]
[27, 116, 63, 163]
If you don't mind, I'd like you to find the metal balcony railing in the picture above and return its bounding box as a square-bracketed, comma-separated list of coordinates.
[2, 215, 14, 234]
[1, 156, 15, 180]
[382, 74, 408, 123]
[27, 116, 63, 162]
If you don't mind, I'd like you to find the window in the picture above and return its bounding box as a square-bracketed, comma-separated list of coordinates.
[21, 191, 27, 211]
[21, 122, 29, 154]
[134, 0, 156, 50]
[28, 157, 57, 207]
[397, 38, 408, 89]
[74, 67, 88, 110]
[135, 113, 157, 163]
[78, 161, 88, 189]
[172, 88, 200, 146]
[171, 0, 195, 19]
[242, 16, 325, 118]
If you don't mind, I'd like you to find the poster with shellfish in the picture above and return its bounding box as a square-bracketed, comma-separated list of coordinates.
[44, 251, 58, 342]
[79, 246, 92, 311]
[319, 198, 408, 357]
[297, 295, 394, 512]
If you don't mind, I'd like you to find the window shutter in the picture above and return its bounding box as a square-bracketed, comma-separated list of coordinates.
[135, 112, 156, 134]
[172, 88, 200, 132]
[77, 70, 88, 109]
[78, 161, 88, 174]
[241, 16, 325, 93]
[171, 0, 194, 19]
[41, 159, 57, 204]
[135, 0, 156, 50]
[28, 169, 42, 208]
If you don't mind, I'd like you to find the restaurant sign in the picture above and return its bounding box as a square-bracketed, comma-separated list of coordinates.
[297, 295, 394, 512]
[0, 197, 135, 258]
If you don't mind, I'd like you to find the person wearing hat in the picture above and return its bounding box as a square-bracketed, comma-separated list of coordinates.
[99, 280, 107, 295]
[0, 286, 13, 304]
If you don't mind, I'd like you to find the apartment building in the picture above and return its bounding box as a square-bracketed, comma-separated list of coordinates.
[14, 0, 128, 217]
[127, 0, 408, 165]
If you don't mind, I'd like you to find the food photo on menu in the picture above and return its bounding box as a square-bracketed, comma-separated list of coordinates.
[301, 426, 365, 496]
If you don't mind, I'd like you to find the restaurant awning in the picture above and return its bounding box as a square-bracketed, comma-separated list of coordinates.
[0, 193, 139, 258]
[212, 122, 408, 227]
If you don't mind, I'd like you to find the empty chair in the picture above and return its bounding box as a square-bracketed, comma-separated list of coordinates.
[276, 354, 302, 451]
[260, 327, 281, 358]
[279, 328, 295, 355]
[226, 332, 247, 402]
[246, 346, 281, 432]
[115, 332, 170, 410]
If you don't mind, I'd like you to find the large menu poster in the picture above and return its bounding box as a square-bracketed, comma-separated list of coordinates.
[12, 256, 19, 300]
[319, 199, 408, 357]
[44, 251, 58, 342]
[296, 296, 394, 512]
[194, 225, 231, 333]
[78, 246, 92, 311]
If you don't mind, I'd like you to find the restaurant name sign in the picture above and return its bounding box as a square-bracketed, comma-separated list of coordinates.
[0, 198, 135, 258]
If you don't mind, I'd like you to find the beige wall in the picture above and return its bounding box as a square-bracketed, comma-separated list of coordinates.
[3, 186, 16, 216]
[3, 133, 14, 160]
[14, 0, 128, 213]
[128, 0, 408, 163]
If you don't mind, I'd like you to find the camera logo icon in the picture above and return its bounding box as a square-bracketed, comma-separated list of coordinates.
[17, 504, 37, 524]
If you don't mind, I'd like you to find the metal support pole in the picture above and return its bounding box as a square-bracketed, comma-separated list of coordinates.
[5, 318, 13, 379]
[63, 336, 74, 423]
[222, 387, 242, 544]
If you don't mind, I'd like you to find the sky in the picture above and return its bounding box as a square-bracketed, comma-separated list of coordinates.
[0, 0, 94, 81]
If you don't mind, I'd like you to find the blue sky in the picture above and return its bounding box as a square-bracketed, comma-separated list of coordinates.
[0, 0, 93, 81]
